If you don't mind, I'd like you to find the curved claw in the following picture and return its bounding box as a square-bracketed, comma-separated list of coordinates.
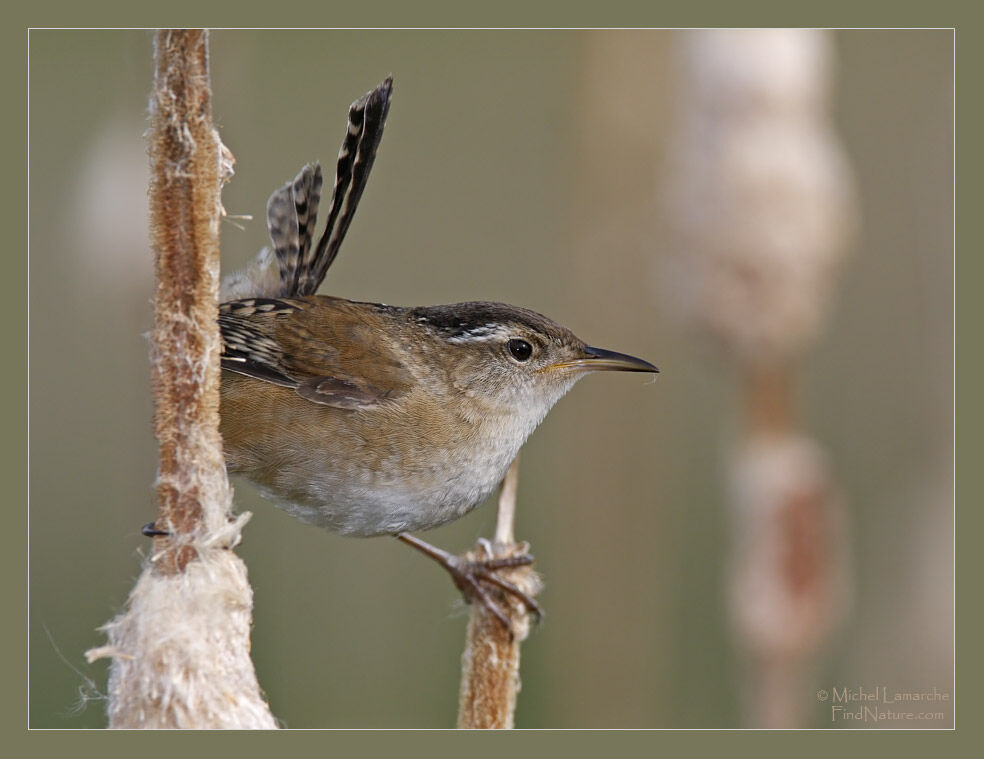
[445, 554, 543, 622]
[468, 561, 543, 622]
[454, 568, 513, 631]
[141, 522, 171, 537]
[396, 533, 542, 633]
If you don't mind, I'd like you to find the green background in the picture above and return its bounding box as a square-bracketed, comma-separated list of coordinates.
[28, 30, 953, 728]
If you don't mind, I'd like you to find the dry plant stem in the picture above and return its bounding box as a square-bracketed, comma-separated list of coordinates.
[738, 346, 829, 730]
[457, 456, 540, 729]
[86, 29, 276, 729]
[494, 457, 521, 545]
[149, 28, 231, 574]
[741, 362, 798, 437]
[664, 31, 854, 728]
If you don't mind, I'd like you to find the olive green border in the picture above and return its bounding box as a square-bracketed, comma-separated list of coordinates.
[12, 1, 969, 756]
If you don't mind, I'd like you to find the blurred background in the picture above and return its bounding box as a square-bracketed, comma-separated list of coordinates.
[29, 30, 953, 728]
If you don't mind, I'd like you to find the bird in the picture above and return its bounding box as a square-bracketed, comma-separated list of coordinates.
[214, 77, 658, 627]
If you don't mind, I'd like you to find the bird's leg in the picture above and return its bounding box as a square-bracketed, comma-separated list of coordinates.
[395, 532, 543, 631]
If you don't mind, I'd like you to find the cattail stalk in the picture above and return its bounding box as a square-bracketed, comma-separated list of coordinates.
[664, 29, 854, 728]
[86, 29, 276, 729]
[457, 456, 541, 729]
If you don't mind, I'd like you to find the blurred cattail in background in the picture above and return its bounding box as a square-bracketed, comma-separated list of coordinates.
[662, 29, 856, 728]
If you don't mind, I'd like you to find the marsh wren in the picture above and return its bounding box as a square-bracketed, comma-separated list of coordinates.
[216, 78, 658, 624]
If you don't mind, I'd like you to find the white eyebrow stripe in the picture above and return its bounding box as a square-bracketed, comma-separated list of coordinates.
[445, 324, 513, 345]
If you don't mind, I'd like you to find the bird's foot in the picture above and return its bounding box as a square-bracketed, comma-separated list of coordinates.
[396, 533, 542, 633]
[141, 521, 171, 537]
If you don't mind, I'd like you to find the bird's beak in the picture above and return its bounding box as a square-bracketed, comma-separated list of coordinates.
[541, 345, 659, 374]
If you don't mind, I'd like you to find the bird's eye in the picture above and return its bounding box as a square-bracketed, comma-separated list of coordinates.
[507, 338, 533, 362]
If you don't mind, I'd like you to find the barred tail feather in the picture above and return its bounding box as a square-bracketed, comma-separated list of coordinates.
[302, 76, 393, 296]
[267, 164, 323, 296]
[228, 77, 393, 301]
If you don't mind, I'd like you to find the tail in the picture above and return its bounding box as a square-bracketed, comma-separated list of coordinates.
[267, 76, 393, 298]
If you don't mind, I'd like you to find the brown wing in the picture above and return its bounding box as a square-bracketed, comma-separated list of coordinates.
[220, 295, 412, 410]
